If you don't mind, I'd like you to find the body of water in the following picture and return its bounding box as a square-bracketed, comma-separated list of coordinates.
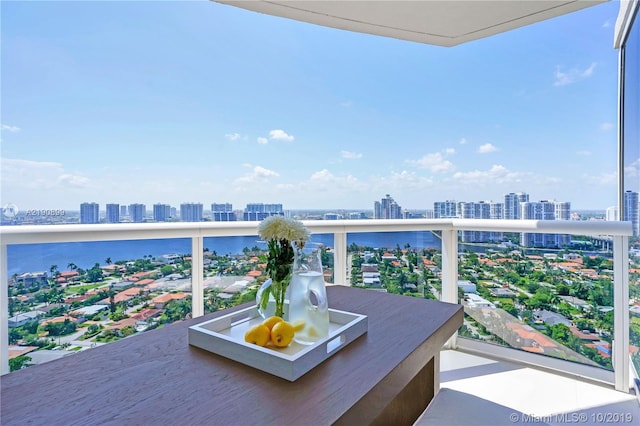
[6, 231, 441, 277]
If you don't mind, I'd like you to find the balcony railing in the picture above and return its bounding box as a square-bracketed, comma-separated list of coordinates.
[0, 219, 633, 391]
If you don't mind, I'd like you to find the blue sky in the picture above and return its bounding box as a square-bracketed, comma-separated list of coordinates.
[1, 0, 622, 212]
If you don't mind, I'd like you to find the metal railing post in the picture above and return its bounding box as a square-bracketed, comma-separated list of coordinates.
[613, 235, 630, 392]
[333, 231, 347, 285]
[441, 229, 458, 349]
[1, 243, 8, 374]
[191, 235, 204, 318]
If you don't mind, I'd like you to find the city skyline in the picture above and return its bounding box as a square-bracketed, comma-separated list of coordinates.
[1, 1, 621, 211]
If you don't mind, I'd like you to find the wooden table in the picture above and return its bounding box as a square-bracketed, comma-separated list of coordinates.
[1, 286, 463, 425]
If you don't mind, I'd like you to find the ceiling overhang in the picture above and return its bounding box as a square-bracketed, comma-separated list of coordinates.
[214, 0, 607, 47]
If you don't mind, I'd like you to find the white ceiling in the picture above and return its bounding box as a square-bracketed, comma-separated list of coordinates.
[214, 0, 607, 47]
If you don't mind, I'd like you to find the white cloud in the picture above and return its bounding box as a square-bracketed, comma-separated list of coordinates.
[582, 171, 617, 186]
[234, 165, 279, 185]
[1, 124, 21, 132]
[306, 169, 367, 192]
[624, 157, 640, 179]
[445, 148, 456, 155]
[407, 153, 454, 173]
[554, 62, 597, 86]
[1, 157, 91, 190]
[602, 19, 611, 28]
[600, 122, 613, 131]
[341, 150, 363, 159]
[257, 137, 268, 144]
[477, 143, 498, 154]
[225, 133, 242, 141]
[459, 138, 467, 145]
[269, 129, 294, 142]
[452, 164, 526, 185]
[340, 100, 353, 108]
[577, 150, 592, 156]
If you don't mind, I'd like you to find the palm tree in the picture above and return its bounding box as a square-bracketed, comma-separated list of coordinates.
[67, 262, 77, 271]
[105, 257, 112, 266]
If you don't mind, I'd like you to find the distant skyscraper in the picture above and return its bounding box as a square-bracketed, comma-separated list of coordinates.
[504, 192, 529, 219]
[433, 200, 457, 218]
[374, 194, 402, 219]
[181, 203, 204, 222]
[80, 202, 99, 224]
[106, 203, 120, 223]
[153, 203, 171, 222]
[520, 200, 570, 247]
[211, 203, 237, 221]
[129, 204, 146, 223]
[490, 202, 504, 220]
[243, 203, 283, 221]
[120, 205, 127, 217]
[459, 201, 501, 242]
[324, 213, 340, 220]
[624, 190, 639, 236]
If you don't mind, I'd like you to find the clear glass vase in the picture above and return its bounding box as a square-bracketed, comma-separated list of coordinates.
[289, 242, 330, 345]
[256, 277, 291, 320]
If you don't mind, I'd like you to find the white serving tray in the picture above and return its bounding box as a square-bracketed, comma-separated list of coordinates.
[188, 305, 368, 381]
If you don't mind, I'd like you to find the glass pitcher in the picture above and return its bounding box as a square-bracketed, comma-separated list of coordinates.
[289, 241, 330, 345]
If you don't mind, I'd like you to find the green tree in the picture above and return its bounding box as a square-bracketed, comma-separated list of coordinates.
[9, 355, 32, 371]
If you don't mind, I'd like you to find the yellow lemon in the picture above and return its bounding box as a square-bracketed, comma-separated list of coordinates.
[262, 315, 283, 331]
[307, 326, 320, 338]
[291, 319, 306, 332]
[244, 324, 270, 347]
[270, 321, 295, 347]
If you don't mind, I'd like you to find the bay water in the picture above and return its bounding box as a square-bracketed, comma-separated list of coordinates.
[6, 231, 440, 277]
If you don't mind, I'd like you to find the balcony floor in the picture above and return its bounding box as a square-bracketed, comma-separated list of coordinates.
[416, 350, 640, 425]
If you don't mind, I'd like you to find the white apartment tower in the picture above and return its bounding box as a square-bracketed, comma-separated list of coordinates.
[80, 202, 99, 224]
[520, 200, 571, 248]
[504, 192, 529, 219]
[106, 203, 120, 223]
[433, 200, 457, 218]
[458, 201, 503, 242]
[624, 190, 639, 237]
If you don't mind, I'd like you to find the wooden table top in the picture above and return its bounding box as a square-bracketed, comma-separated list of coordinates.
[1, 286, 463, 426]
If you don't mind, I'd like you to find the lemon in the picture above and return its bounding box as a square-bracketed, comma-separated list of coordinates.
[262, 315, 283, 331]
[291, 319, 306, 332]
[307, 326, 320, 338]
[270, 321, 295, 347]
[244, 324, 270, 347]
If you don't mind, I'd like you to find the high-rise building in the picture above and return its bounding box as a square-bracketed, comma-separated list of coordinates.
[120, 205, 128, 217]
[106, 203, 120, 223]
[348, 212, 367, 220]
[243, 203, 283, 221]
[504, 192, 529, 219]
[211, 203, 237, 221]
[433, 200, 457, 218]
[520, 200, 570, 248]
[153, 203, 172, 222]
[129, 204, 146, 223]
[606, 206, 618, 221]
[80, 202, 99, 224]
[181, 203, 204, 222]
[374, 194, 402, 219]
[624, 190, 639, 237]
[458, 201, 502, 242]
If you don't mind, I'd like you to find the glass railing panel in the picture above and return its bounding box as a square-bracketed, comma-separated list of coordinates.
[455, 240, 618, 370]
[7, 238, 192, 372]
[630, 249, 640, 375]
[347, 231, 442, 299]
